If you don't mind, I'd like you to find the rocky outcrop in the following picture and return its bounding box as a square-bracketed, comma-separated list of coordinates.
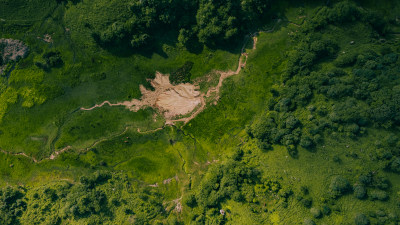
[0, 38, 29, 65]
[0, 38, 29, 75]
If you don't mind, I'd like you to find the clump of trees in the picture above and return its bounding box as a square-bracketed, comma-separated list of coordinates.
[329, 176, 351, 198]
[35, 51, 63, 71]
[0, 171, 167, 225]
[354, 213, 370, 225]
[89, 0, 274, 50]
[182, 149, 292, 224]
[247, 1, 400, 158]
[0, 187, 26, 225]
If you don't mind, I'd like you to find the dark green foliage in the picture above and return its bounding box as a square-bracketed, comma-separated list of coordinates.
[232, 149, 244, 161]
[369, 190, 388, 201]
[334, 52, 357, 67]
[321, 205, 331, 216]
[355, 213, 370, 225]
[388, 157, 400, 174]
[300, 186, 309, 195]
[182, 154, 284, 224]
[195, 0, 272, 46]
[248, 1, 400, 159]
[93, 0, 183, 49]
[170, 61, 194, 84]
[89, 0, 274, 50]
[353, 184, 367, 199]
[358, 174, 373, 186]
[248, 112, 303, 152]
[90, 72, 107, 81]
[79, 170, 112, 189]
[196, 0, 240, 45]
[0, 187, 26, 225]
[195, 160, 259, 208]
[372, 176, 390, 190]
[301, 197, 313, 208]
[35, 51, 63, 71]
[43, 51, 63, 68]
[329, 176, 351, 198]
[0, 172, 166, 224]
[183, 193, 197, 208]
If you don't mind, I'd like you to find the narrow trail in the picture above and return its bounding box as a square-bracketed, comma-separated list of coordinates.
[80, 100, 127, 111]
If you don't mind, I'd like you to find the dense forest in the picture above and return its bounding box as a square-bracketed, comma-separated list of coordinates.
[1, 0, 400, 224]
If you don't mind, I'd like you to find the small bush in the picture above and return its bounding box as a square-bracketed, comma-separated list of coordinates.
[369, 190, 388, 201]
[301, 197, 313, 208]
[321, 205, 331, 215]
[183, 193, 197, 208]
[334, 52, 357, 67]
[354, 213, 370, 225]
[353, 184, 367, 199]
[310, 208, 322, 218]
[303, 218, 316, 225]
[329, 176, 351, 197]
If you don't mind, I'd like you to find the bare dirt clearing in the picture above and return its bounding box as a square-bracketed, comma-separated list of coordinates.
[81, 43, 253, 126]
[81, 72, 203, 119]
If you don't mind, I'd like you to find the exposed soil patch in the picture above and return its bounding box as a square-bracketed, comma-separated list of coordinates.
[81, 72, 203, 119]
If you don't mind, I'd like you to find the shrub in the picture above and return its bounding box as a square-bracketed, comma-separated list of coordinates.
[388, 157, 400, 174]
[301, 197, 312, 208]
[299, 136, 313, 148]
[183, 193, 197, 208]
[303, 218, 316, 225]
[373, 176, 390, 190]
[354, 213, 370, 225]
[369, 190, 388, 201]
[43, 51, 63, 68]
[334, 52, 357, 67]
[358, 174, 372, 186]
[329, 176, 351, 197]
[310, 208, 322, 218]
[353, 184, 366, 199]
[321, 205, 331, 215]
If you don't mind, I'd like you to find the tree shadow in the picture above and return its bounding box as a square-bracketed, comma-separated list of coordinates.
[95, 28, 245, 59]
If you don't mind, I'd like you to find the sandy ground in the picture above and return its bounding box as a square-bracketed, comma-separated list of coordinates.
[81, 72, 203, 119]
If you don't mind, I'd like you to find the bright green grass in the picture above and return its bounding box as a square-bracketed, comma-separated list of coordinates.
[183, 28, 289, 154]
[54, 106, 160, 150]
[0, 0, 239, 159]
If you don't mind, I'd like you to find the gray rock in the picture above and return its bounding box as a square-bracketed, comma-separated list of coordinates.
[0, 38, 29, 65]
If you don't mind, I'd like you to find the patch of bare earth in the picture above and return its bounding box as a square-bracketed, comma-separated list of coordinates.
[81, 72, 203, 121]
